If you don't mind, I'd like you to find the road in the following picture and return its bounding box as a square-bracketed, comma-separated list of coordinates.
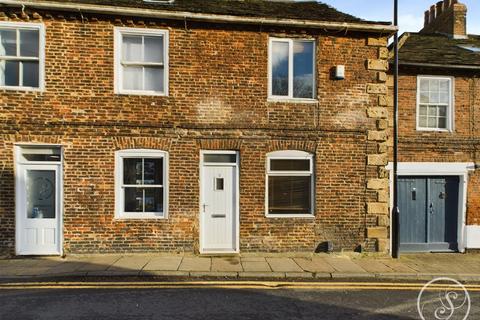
[0, 281, 478, 319]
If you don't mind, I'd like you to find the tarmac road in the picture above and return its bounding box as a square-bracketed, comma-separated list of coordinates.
[0, 281, 478, 319]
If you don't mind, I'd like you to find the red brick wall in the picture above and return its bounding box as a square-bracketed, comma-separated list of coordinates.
[0, 8, 388, 255]
[394, 67, 480, 226]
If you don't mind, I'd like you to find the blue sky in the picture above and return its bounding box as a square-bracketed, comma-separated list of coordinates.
[319, 0, 480, 35]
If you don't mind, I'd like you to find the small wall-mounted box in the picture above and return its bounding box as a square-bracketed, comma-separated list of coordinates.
[335, 65, 345, 80]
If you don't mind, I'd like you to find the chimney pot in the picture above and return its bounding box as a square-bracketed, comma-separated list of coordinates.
[429, 5, 436, 22]
[436, 1, 444, 15]
[424, 10, 430, 27]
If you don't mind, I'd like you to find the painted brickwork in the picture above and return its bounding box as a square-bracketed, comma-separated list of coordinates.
[0, 8, 390, 255]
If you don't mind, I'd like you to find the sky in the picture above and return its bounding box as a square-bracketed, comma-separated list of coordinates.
[318, 0, 480, 35]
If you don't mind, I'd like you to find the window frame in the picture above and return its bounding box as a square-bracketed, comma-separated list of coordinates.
[114, 149, 169, 219]
[114, 27, 169, 96]
[268, 37, 317, 102]
[416, 75, 454, 132]
[265, 150, 315, 218]
[0, 21, 45, 92]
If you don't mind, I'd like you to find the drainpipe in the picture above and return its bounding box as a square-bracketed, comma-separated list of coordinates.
[391, 0, 400, 258]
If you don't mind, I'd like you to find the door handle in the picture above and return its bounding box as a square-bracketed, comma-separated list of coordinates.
[429, 202, 434, 214]
[202, 204, 208, 212]
[412, 188, 416, 200]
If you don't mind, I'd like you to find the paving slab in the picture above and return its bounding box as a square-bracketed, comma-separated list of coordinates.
[45, 261, 88, 274]
[240, 257, 266, 262]
[178, 257, 211, 272]
[353, 260, 394, 273]
[294, 257, 336, 273]
[211, 257, 243, 272]
[143, 256, 183, 271]
[266, 258, 302, 272]
[108, 256, 151, 271]
[241, 261, 271, 272]
[377, 259, 417, 273]
[76, 255, 123, 272]
[324, 257, 367, 273]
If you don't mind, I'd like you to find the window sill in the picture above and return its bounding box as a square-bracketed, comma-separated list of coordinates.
[0, 86, 44, 92]
[416, 127, 453, 133]
[267, 98, 318, 104]
[115, 90, 168, 97]
[266, 214, 315, 219]
[115, 214, 167, 220]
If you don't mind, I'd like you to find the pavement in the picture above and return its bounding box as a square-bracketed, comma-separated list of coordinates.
[1, 252, 480, 281]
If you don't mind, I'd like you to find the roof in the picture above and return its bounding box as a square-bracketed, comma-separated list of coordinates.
[1, 0, 392, 27]
[398, 32, 480, 69]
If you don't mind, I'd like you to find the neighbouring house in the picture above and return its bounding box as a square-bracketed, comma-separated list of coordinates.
[392, 0, 480, 252]
[0, 0, 395, 256]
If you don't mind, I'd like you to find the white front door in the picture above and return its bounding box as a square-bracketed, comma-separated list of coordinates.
[200, 152, 238, 253]
[16, 163, 62, 255]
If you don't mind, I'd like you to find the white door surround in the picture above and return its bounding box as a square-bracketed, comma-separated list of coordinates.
[200, 150, 239, 254]
[15, 145, 63, 255]
[387, 162, 475, 254]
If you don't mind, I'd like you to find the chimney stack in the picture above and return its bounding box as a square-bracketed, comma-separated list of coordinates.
[421, 0, 467, 39]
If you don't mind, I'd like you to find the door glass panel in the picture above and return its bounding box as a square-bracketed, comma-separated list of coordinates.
[203, 154, 236, 163]
[215, 177, 224, 191]
[26, 170, 56, 219]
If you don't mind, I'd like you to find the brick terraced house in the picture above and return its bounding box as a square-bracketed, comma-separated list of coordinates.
[392, 0, 480, 252]
[0, 0, 396, 256]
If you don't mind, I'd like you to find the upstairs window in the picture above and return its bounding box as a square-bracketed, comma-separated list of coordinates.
[0, 22, 44, 90]
[268, 38, 315, 100]
[266, 151, 314, 217]
[115, 150, 168, 219]
[114, 27, 168, 95]
[417, 76, 453, 131]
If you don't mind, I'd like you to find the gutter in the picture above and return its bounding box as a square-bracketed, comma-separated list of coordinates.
[398, 62, 480, 70]
[0, 0, 397, 34]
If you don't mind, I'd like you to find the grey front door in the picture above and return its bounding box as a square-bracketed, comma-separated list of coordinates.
[399, 176, 459, 252]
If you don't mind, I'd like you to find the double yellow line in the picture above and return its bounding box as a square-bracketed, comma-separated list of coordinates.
[1, 281, 480, 291]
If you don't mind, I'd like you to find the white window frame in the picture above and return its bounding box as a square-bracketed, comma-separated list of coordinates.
[265, 150, 315, 218]
[114, 149, 169, 219]
[416, 75, 454, 132]
[114, 27, 169, 96]
[268, 37, 317, 103]
[0, 21, 45, 92]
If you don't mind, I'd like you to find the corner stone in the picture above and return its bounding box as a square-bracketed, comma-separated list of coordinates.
[367, 84, 387, 94]
[367, 202, 389, 214]
[367, 60, 388, 71]
[367, 227, 388, 239]
[368, 130, 388, 141]
[367, 179, 389, 190]
[367, 154, 388, 166]
[368, 37, 388, 47]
